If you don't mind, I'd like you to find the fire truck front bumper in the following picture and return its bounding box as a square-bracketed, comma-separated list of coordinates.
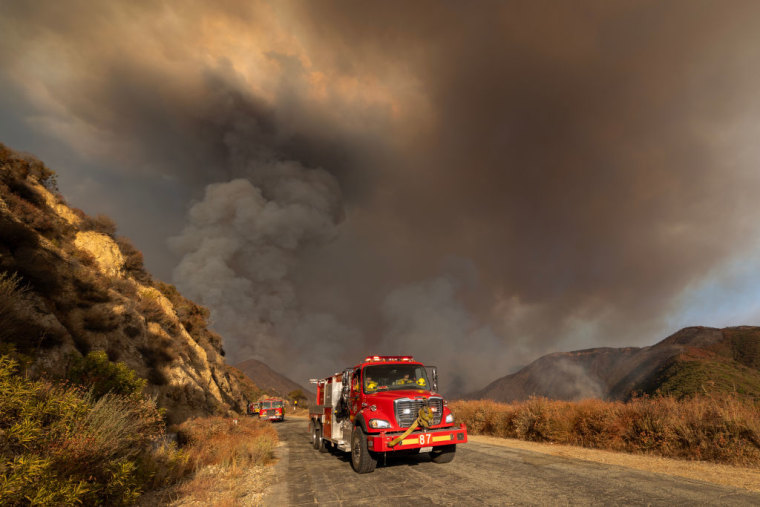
[367, 423, 468, 453]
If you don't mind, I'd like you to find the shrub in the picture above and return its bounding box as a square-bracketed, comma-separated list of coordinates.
[137, 296, 177, 333]
[71, 246, 97, 268]
[0, 355, 165, 505]
[82, 304, 120, 332]
[0, 143, 57, 190]
[72, 269, 111, 304]
[20, 251, 62, 292]
[139, 341, 178, 367]
[0, 213, 40, 252]
[67, 350, 146, 399]
[116, 236, 151, 284]
[0, 271, 63, 352]
[3, 190, 61, 236]
[82, 214, 117, 237]
[451, 395, 760, 466]
[0, 270, 26, 318]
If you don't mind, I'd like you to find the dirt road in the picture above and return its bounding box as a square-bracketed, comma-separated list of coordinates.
[263, 418, 760, 506]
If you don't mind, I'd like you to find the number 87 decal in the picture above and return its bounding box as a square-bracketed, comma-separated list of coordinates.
[418, 433, 432, 445]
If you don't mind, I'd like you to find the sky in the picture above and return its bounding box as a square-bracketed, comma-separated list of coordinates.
[2, 0, 760, 395]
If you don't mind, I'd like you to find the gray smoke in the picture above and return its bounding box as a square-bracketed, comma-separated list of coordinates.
[533, 358, 606, 401]
[168, 161, 360, 378]
[381, 273, 508, 396]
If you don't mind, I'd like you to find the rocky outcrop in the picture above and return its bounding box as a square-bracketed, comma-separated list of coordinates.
[74, 231, 125, 278]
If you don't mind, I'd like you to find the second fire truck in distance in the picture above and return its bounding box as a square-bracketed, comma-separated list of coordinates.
[309, 355, 468, 473]
[257, 398, 285, 422]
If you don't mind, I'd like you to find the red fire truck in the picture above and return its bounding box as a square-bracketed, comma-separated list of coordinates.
[308, 355, 467, 473]
[257, 398, 285, 422]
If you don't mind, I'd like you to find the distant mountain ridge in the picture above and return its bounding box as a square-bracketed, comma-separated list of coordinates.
[467, 326, 760, 402]
[235, 358, 314, 400]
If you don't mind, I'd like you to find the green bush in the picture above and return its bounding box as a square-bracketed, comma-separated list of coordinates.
[67, 350, 146, 399]
[0, 355, 166, 505]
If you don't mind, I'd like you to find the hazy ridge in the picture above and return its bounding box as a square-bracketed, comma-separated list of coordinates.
[467, 326, 760, 402]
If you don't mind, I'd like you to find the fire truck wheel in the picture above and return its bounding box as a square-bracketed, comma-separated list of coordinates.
[317, 433, 329, 453]
[350, 426, 377, 474]
[310, 421, 320, 450]
[430, 444, 456, 463]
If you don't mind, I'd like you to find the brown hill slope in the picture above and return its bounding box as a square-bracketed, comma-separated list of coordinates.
[467, 326, 760, 402]
[0, 143, 260, 423]
[235, 358, 314, 400]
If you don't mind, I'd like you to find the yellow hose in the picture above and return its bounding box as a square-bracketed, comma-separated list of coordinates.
[388, 406, 434, 447]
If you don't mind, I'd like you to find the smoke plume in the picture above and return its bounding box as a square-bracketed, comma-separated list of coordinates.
[4, 1, 760, 391]
[168, 163, 359, 378]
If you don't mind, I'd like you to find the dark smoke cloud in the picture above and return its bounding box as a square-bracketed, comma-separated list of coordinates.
[3, 1, 760, 390]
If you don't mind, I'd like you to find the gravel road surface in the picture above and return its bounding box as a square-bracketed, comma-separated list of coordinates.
[263, 418, 760, 506]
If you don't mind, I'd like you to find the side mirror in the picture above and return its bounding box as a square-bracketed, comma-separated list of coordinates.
[426, 366, 439, 392]
[341, 368, 352, 399]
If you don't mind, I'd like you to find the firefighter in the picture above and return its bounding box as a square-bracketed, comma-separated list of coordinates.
[364, 375, 378, 392]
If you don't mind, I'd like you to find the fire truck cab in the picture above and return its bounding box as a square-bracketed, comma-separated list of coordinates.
[308, 355, 467, 473]
[257, 398, 285, 422]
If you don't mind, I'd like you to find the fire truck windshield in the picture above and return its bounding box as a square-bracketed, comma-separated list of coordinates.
[260, 401, 283, 409]
[363, 364, 430, 393]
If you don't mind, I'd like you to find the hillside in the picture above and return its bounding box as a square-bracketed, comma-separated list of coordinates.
[0, 143, 258, 423]
[235, 357, 314, 400]
[467, 326, 760, 402]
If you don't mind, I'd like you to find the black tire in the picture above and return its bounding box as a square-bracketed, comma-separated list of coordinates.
[312, 422, 329, 452]
[310, 421, 320, 450]
[430, 444, 456, 463]
[350, 426, 377, 473]
[318, 434, 329, 453]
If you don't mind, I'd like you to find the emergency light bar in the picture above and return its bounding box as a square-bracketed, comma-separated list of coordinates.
[363, 355, 414, 363]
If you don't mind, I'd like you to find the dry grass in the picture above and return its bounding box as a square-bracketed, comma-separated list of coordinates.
[451, 395, 760, 467]
[177, 416, 278, 472]
[141, 417, 279, 506]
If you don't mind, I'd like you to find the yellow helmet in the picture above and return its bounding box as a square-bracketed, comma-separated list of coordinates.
[365, 380, 378, 391]
[416, 377, 426, 387]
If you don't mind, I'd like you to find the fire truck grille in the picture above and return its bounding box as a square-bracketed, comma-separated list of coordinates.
[394, 398, 443, 427]
[265, 409, 276, 417]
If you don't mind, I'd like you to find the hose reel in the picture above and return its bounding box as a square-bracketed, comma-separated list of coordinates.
[388, 405, 434, 448]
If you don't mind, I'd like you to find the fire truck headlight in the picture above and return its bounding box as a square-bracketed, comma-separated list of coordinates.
[445, 413, 454, 424]
[368, 419, 391, 429]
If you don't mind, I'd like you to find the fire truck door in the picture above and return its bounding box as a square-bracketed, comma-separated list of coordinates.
[349, 367, 361, 421]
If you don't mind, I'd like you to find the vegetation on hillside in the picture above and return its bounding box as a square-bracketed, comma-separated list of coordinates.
[0, 355, 170, 504]
[638, 328, 760, 400]
[647, 359, 760, 400]
[452, 395, 760, 467]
